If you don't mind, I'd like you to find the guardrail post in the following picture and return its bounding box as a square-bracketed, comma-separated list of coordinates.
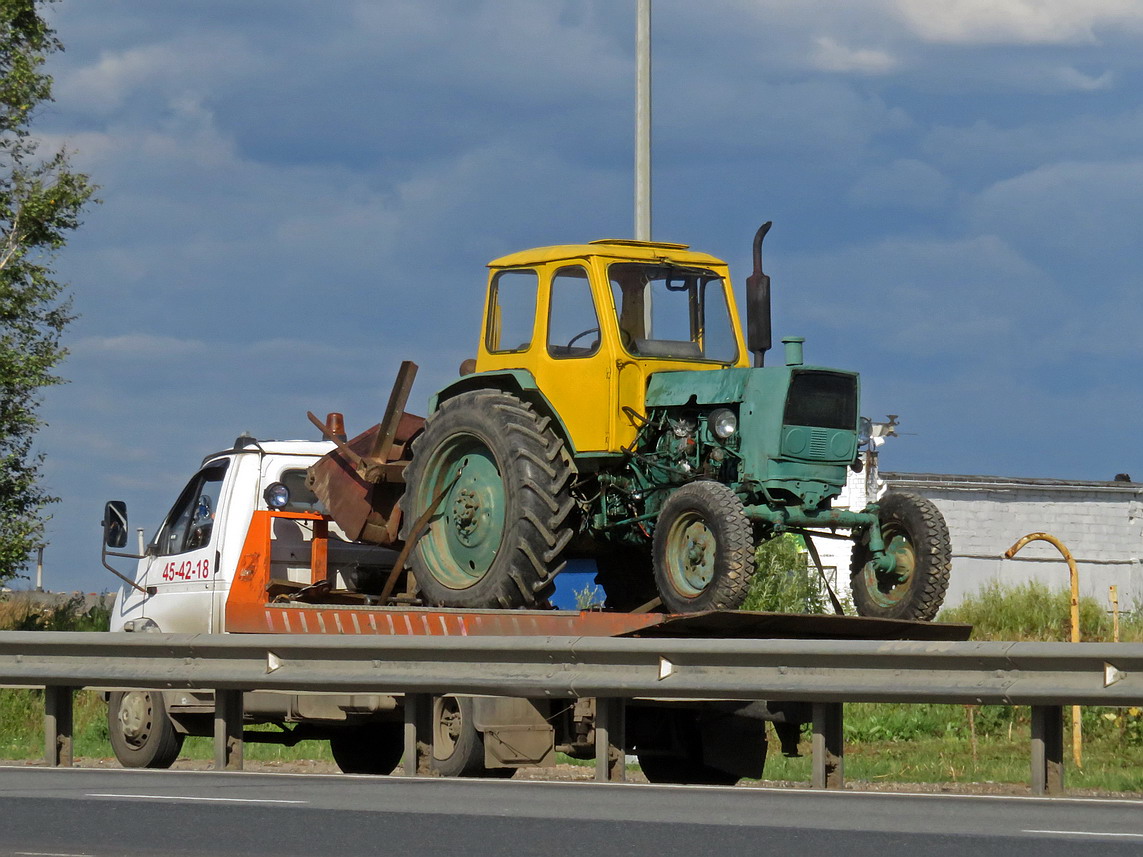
[214, 689, 243, 771]
[595, 698, 626, 783]
[403, 694, 428, 776]
[1031, 705, 1064, 795]
[812, 702, 844, 789]
[43, 685, 74, 767]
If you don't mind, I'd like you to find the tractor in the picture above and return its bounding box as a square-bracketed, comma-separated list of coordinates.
[312, 224, 952, 620]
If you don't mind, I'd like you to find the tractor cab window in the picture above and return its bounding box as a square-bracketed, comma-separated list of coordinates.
[608, 263, 738, 363]
[547, 266, 601, 358]
[153, 461, 229, 556]
[486, 268, 539, 353]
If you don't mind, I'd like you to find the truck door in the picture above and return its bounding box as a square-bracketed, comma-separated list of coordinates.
[138, 459, 231, 633]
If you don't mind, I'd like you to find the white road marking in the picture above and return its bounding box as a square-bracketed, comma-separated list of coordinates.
[15, 852, 93, 856]
[1024, 829, 1143, 839]
[87, 793, 307, 805]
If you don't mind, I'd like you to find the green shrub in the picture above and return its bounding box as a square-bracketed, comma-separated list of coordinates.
[743, 534, 826, 614]
[0, 593, 111, 632]
[939, 579, 1143, 642]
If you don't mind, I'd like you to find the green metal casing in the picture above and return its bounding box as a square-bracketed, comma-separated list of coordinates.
[644, 365, 860, 509]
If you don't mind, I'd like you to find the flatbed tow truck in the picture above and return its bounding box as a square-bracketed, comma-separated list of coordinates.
[101, 434, 966, 784]
[100, 227, 965, 783]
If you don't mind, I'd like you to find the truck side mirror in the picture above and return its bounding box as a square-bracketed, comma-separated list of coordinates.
[103, 501, 129, 549]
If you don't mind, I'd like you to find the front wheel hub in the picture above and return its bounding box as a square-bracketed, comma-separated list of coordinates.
[118, 691, 152, 744]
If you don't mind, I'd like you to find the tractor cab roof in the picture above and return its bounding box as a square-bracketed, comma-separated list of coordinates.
[488, 239, 726, 270]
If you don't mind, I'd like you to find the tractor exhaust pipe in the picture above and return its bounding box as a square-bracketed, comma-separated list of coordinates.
[746, 221, 773, 368]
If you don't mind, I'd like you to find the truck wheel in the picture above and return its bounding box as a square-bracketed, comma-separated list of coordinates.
[431, 695, 515, 778]
[108, 690, 184, 769]
[329, 723, 404, 775]
[402, 390, 574, 609]
[652, 481, 755, 613]
[850, 492, 951, 621]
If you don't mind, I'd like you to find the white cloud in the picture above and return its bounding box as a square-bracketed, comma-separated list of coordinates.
[781, 234, 1052, 356]
[847, 159, 951, 209]
[970, 159, 1143, 263]
[893, 0, 1143, 45]
[811, 36, 898, 74]
[55, 35, 258, 118]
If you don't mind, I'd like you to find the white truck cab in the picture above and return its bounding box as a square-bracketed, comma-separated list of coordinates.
[107, 434, 396, 635]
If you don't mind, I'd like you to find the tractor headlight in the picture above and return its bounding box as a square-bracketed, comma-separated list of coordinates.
[263, 482, 291, 509]
[709, 408, 737, 439]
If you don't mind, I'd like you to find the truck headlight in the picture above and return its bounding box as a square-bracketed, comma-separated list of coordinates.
[709, 408, 737, 439]
[263, 482, 291, 509]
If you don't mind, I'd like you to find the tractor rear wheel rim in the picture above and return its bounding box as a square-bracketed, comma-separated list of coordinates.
[420, 434, 506, 589]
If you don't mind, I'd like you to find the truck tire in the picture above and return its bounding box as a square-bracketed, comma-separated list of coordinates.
[402, 390, 574, 609]
[637, 752, 741, 786]
[652, 481, 755, 613]
[850, 491, 951, 621]
[329, 723, 404, 775]
[431, 695, 515, 778]
[108, 690, 184, 769]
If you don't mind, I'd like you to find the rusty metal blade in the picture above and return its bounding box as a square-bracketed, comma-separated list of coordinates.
[369, 360, 418, 464]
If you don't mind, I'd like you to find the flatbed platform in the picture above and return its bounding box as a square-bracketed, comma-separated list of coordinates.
[226, 602, 971, 641]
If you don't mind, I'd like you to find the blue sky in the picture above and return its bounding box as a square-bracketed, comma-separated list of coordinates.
[19, 0, 1143, 592]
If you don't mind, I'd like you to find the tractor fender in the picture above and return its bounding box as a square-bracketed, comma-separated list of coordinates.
[430, 369, 579, 455]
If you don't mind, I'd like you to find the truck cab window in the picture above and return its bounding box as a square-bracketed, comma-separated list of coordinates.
[276, 468, 323, 514]
[154, 461, 229, 556]
[486, 269, 539, 353]
[547, 266, 600, 358]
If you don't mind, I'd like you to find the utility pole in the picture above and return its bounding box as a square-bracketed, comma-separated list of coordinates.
[635, 0, 651, 240]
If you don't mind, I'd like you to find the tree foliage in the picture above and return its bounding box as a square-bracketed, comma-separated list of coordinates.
[0, 0, 94, 582]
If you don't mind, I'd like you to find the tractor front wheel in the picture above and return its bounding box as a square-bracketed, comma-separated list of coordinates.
[652, 481, 755, 613]
[850, 492, 951, 621]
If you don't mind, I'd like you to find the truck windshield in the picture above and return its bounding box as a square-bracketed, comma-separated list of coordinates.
[608, 263, 738, 363]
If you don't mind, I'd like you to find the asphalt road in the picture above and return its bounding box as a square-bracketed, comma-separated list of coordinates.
[0, 766, 1140, 857]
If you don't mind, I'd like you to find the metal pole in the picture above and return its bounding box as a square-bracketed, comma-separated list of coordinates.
[634, 0, 651, 241]
[1004, 532, 1082, 768]
[1031, 705, 1064, 795]
[1110, 585, 1120, 643]
[213, 689, 243, 771]
[44, 685, 74, 767]
[811, 702, 844, 789]
[35, 545, 43, 591]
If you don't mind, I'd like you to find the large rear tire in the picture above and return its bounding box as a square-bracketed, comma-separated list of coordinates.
[652, 481, 755, 613]
[850, 492, 951, 621]
[402, 390, 574, 609]
[108, 690, 184, 769]
[329, 722, 404, 775]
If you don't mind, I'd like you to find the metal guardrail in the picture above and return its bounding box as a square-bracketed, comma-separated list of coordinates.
[3, 631, 1141, 794]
